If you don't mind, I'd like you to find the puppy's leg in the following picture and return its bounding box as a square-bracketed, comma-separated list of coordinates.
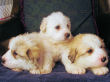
[91, 67, 109, 75]
[40, 53, 54, 74]
[61, 52, 86, 74]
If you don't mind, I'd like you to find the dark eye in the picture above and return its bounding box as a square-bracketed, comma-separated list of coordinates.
[26, 49, 30, 55]
[67, 24, 69, 28]
[55, 25, 60, 30]
[13, 51, 18, 55]
[87, 49, 93, 54]
[100, 45, 104, 48]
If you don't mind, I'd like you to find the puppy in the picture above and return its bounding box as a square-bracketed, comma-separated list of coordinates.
[39, 11, 73, 73]
[61, 33, 109, 75]
[1, 34, 44, 74]
[40, 11, 72, 42]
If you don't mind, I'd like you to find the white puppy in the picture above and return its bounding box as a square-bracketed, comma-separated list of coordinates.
[1, 34, 44, 74]
[40, 11, 72, 42]
[61, 33, 109, 75]
[39, 11, 73, 73]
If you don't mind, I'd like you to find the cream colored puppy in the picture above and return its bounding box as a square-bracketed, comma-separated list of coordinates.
[39, 11, 72, 73]
[61, 33, 109, 75]
[40, 11, 72, 42]
[1, 34, 44, 74]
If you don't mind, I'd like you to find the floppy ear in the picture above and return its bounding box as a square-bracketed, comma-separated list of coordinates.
[68, 48, 78, 63]
[66, 16, 71, 29]
[26, 46, 41, 64]
[40, 17, 47, 33]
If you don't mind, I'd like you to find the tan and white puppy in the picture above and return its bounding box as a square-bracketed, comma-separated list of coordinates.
[38, 11, 72, 73]
[1, 34, 44, 74]
[39, 11, 72, 73]
[61, 33, 109, 75]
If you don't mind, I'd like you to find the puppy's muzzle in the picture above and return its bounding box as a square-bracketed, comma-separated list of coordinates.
[65, 33, 70, 39]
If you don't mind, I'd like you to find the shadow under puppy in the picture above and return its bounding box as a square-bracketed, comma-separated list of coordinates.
[1, 34, 44, 74]
[61, 33, 109, 75]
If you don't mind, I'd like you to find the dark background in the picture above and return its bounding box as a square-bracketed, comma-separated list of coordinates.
[94, 0, 110, 49]
[0, 0, 110, 52]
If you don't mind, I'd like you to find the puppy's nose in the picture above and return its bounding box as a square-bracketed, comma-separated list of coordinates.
[101, 57, 106, 62]
[65, 33, 70, 38]
[1, 58, 6, 64]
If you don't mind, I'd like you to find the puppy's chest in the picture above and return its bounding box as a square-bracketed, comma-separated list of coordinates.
[44, 43, 61, 57]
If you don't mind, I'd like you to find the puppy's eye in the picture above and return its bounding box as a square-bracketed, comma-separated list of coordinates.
[13, 51, 18, 55]
[87, 49, 93, 54]
[26, 49, 30, 55]
[55, 25, 60, 30]
[100, 45, 105, 48]
[67, 24, 69, 28]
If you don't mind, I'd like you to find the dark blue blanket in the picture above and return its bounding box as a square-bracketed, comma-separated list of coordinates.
[0, 57, 110, 82]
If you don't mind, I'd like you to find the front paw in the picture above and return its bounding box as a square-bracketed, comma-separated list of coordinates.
[40, 68, 52, 74]
[91, 67, 109, 75]
[66, 65, 86, 74]
[29, 69, 40, 74]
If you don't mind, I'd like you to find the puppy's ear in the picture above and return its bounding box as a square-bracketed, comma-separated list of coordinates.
[68, 49, 78, 63]
[66, 16, 71, 29]
[40, 17, 47, 33]
[26, 46, 40, 64]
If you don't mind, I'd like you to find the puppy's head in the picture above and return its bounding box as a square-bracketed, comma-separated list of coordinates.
[40, 11, 72, 42]
[69, 34, 108, 68]
[1, 35, 41, 70]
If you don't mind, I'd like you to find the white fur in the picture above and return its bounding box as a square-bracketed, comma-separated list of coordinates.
[2, 50, 35, 70]
[2, 11, 73, 74]
[40, 11, 72, 42]
[76, 35, 108, 68]
[2, 34, 43, 74]
[61, 34, 109, 75]
[39, 11, 73, 74]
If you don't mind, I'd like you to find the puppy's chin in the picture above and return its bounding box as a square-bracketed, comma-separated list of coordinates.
[55, 35, 72, 42]
[75, 55, 108, 69]
[65, 36, 72, 41]
[96, 59, 108, 67]
[53, 38, 71, 43]
[2, 62, 13, 69]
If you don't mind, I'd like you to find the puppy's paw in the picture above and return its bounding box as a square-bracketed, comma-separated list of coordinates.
[30, 69, 40, 74]
[12, 68, 22, 72]
[40, 68, 52, 74]
[66, 66, 86, 74]
[91, 67, 109, 75]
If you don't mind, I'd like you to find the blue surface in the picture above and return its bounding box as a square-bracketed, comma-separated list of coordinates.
[0, 59, 110, 82]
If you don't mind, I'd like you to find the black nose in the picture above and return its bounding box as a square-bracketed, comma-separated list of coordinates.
[65, 33, 70, 38]
[1, 58, 6, 64]
[101, 57, 106, 62]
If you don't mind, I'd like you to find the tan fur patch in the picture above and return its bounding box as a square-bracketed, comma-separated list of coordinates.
[68, 49, 78, 63]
